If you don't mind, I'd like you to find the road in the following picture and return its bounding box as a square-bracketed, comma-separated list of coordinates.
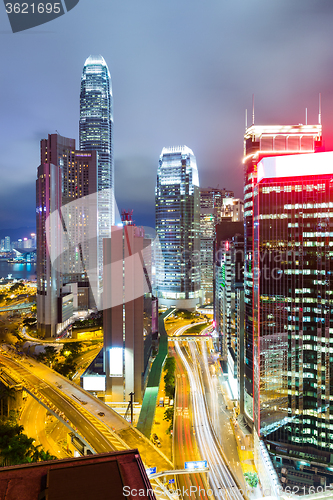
[193, 340, 247, 492]
[175, 340, 244, 500]
[20, 395, 68, 459]
[19, 346, 101, 458]
[0, 350, 173, 472]
[172, 343, 211, 500]
[72, 346, 102, 383]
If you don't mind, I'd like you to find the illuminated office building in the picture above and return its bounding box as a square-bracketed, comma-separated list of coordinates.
[103, 214, 155, 403]
[214, 224, 243, 394]
[200, 187, 231, 303]
[252, 150, 333, 487]
[80, 55, 114, 307]
[243, 123, 323, 424]
[4, 236, 10, 252]
[241, 123, 333, 487]
[155, 146, 200, 310]
[36, 134, 98, 337]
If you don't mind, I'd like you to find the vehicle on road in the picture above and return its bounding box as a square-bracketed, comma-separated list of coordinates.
[98, 411, 105, 417]
[151, 434, 161, 447]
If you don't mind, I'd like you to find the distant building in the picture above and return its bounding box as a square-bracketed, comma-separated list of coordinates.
[4, 236, 10, 252]
[103, 214, 155, 403]
[155, 146, 200, 310]
[221, 197, 244, 222]
[23, 238, 32, 249]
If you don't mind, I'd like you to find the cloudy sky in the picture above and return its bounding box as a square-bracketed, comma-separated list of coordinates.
[1, 0, 333, 232]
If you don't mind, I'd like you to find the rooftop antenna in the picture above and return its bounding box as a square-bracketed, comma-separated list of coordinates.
[305, 108, 308, 125]
[245, 109, 248, 130]
[318, 93, 322, 125]
[252, 94, 255, 125]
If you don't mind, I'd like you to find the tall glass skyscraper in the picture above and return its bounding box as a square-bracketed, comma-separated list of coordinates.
[243, 124, 322, 425]
[80, 55, 114, 308]
[155, 146, 200, 310]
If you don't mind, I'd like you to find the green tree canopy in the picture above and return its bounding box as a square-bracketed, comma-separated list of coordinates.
[0, 420, 56, 467]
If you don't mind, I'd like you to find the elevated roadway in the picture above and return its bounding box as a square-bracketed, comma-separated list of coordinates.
[0, 350, 173, 472]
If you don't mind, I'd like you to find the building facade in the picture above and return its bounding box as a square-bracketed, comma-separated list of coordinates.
[200, 187, 228, 304]
[103, 217, 154, 403]
[155, 146, 200, 310]
[36, 134, 98, 337]
[243, 124, 323, 424]
[79, 55, 114, 308]
[252, 151, 333, 488]
[215, 227, 244, 400]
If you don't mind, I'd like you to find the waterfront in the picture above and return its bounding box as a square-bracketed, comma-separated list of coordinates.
[0, 260, 36, 281]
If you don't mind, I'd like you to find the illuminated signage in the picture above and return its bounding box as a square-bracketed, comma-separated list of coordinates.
[258, 151, 333, 182]
[184, 460, 208, 470]
[109, 347, 123, 377]
[82, 375, 106, 392]
[146, 467, 157, 476]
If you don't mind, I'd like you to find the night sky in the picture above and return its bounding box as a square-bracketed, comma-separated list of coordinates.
[1, 0, 333, 232]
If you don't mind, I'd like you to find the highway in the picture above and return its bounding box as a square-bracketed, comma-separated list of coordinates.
[175, 340, 244, 500]
[19, 346, 102, 458]
[0, 350, 173, 472]
[172, 343, 211, 500]
[198, 340, 246, 490]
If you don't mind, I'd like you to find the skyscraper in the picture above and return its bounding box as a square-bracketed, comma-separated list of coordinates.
[252, 151, 333, 489]
[37, 134, 98, 337]
[199, 187, 226, 304]
[80, 55, 114, 303]
[155, 146, 200, 310]
[4, 236, 10, 252]
[242, 123, 331, 489]
[243, 123, 322, 425]
[103, 213, 154, 403]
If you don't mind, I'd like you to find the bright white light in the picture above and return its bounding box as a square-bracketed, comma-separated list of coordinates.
[82, 375, 106, 391]
[258, 151, 333, 182]
[110, 347, 123, 377]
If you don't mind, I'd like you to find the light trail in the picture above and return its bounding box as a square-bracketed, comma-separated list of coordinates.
[174, 340, 244, 500]
[200, 340, 219, 432]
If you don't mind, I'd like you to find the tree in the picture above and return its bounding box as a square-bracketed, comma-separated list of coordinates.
[163, 407, 174, 422]
[9, 283, 25, 293]
[244, 472, 258, 488]
[37, 346, 58, 368]
[164, 357, 176, 398]
[164, 407, 174, 435]
[0, 420, 56, 467]
[0, 385, 16, 418]
[54, 358, 77, 379]
[61, 342, 84, 358]
[23, 317, 37, 327]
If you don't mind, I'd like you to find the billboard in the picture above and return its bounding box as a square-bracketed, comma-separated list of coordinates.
[109, 347, 123, 377]
[82, 375, 106, 392]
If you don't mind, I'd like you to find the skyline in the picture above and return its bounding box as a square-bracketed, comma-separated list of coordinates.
[2, 1, 333, 230]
